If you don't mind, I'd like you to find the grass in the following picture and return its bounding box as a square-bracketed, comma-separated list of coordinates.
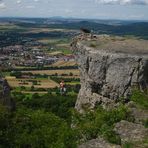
[66, 81, 80, 85]
[72, 104, 134, 145]
[38, 38, 69, 45]
[58, 48, 72, 54]
[51, 61, 76, 67]
[14, 66, 36, 69]
[0, 24, 25, 31]
[1, 72, 11, 77]
[131, 89, 148, 109]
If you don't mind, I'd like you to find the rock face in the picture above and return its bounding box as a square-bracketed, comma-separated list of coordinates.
[71, 35, 148, 112]
[0, 78, 15, 111]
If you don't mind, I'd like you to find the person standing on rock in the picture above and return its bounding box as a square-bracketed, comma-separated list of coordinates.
[59, 80, 66, 95]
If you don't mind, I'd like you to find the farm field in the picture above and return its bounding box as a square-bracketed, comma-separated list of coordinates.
[25, 28, 76, 33]
[5, 76, 59, 88]
[22, 69, 80, 76]
[21, 91, 48, 94]
[0, 20, 80, 95]
[51, 60, 77, 67]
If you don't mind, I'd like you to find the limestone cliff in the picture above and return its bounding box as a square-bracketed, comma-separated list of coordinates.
[0, 78, 15, 111]
[71, 35, 148, 112]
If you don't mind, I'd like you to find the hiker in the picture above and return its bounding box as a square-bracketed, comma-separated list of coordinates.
[59, 80, 67, 95]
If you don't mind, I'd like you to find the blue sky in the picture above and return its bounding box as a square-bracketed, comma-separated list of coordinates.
[0, 0, 148, 20]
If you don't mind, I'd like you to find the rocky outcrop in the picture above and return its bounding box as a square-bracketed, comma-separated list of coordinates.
[71, 35, 148, 112]
[114, 120, 148, 144]
[0, 78, 15, 111]
[127, 101, 148, 124]
[79, 137, 121, 148]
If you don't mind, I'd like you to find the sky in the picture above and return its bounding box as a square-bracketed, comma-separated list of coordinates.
[0, 0, 148, 20]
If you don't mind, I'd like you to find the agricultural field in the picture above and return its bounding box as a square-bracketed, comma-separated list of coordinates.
[0, 20, 81, 95]
[4, 68, 80, 94]
[5, 76, 59, 89]
[22, 69, 79, 76]
[51, 60, 77, 67]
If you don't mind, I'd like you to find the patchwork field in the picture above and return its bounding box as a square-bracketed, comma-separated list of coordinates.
[6, 76, 59, 88]
[51, 60, 77, 67]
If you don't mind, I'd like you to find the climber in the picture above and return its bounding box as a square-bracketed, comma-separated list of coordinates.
[59, 80, 67, 95]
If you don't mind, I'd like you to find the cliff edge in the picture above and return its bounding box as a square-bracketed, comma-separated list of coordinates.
[0, 78, 15, 111]
[71, 35, 148, 112]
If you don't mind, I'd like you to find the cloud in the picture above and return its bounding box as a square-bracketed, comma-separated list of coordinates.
[0, 2, 6, 9]
[94, 0, 148, 5]
[16, 0, 22, 4]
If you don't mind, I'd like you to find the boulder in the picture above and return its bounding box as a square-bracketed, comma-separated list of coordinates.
[114, 120, 148, 143]
[79, 137, 121, 148]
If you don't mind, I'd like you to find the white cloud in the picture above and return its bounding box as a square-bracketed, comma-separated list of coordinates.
[34, 0, 39, 2]
[0, 2, 6, 9]
[17, 0, 22, 4]
[94, 0, 148, 5]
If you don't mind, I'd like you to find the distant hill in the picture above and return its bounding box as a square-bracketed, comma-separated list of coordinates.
[12, 19, 148, 39]
[0, 18, 148, 39]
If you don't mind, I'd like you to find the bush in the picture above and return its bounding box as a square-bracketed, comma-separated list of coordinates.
[12, 108, 77, 148]
[0, 106, 78, 148]
[72, 105, 133, 144]
[0, 105, 12, 147]
[143, 119, 148, 128]
[13, 93, 77, 122]
[10, 71, 22, 78]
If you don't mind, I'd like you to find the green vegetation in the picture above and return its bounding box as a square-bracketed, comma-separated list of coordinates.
[144, 119, 148, 128]
[1, 18, 148, 147]
[0, 97, 133, 147]
[131, 89, 148, 109]
[1, 88, 148, 147]
[0, 106, 77, 148]
[90, 43, 97, 48]
[72, 105, 133, 144]
[12, 92, 77, 121]
[123, 138, 148, 148]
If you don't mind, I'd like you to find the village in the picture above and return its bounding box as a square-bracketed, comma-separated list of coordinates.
[0, 37, 80, 95]
[0, 43, 75, 68]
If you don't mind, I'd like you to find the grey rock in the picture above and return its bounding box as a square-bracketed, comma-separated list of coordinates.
[79, 137, 121, 148]
[127, 101, 148, 124]
[0, 78, 15, 111]
[114, 120, 148, 143]
[71, 35, 148, 112]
